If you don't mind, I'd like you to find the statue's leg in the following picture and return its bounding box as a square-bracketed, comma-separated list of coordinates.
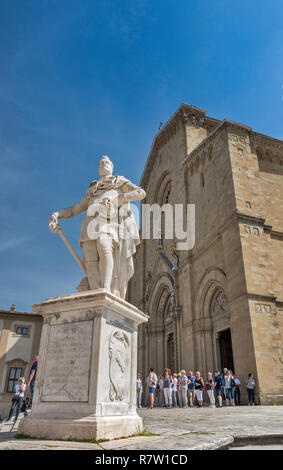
[97, 234, 113, 292]
[82, 240, 100, 290]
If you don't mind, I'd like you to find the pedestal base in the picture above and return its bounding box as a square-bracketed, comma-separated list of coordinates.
[18, 289, 148, 441]
[19, 414, 144, 441]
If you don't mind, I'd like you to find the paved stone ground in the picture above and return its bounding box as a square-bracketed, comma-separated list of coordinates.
[0, 406, 283, 450]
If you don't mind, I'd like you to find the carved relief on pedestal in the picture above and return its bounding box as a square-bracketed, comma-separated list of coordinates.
[109, 330, 130, 401]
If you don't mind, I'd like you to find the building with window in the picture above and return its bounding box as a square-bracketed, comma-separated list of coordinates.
[0, 305, 42, 417]
[127, 103, 283, 405]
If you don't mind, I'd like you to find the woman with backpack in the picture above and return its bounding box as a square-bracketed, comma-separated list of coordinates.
[224, 370, 235, 407]
[147, 368, 158, 409]
[214, 370, 224, 408]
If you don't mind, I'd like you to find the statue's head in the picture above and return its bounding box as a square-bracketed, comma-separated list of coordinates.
[98, 155, 114, 178]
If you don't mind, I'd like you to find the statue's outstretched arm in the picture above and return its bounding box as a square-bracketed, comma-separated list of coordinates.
[57, 194, 89, 219]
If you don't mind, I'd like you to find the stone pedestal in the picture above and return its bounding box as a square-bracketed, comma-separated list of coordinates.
[19, 289, 148, 441]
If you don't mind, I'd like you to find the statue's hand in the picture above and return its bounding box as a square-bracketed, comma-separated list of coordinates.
[49, 212, 60, 233]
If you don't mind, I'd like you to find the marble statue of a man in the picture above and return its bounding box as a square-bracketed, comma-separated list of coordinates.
[49, 156, 146, 299]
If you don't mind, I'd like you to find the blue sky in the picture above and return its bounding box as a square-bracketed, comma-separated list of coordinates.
[1, 0, 283, 312]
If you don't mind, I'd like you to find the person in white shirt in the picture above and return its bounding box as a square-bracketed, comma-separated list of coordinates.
[136, 373, 143, 408]
[172, 373, 178, 408]
[147, 368, 158, 409]
[206, 372, 216, 407]
[6, 377, 26, 423]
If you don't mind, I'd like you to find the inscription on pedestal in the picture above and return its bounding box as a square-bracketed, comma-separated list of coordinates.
[41, 321, 93, 402]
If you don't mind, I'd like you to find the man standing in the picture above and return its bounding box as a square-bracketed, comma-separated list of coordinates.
[214, 370, 224, 408]
[27, 356, 38, 407]
[49, 155, 146, 299]
[187, 370, 196, 407]
[221, 367, 228, 404]
[233, 374, 241, 406]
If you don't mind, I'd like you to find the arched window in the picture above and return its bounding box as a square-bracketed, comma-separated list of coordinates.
[5, 358, 28, 393]
[163, 181, 171, 204]
[156, 287, 171, 324]
[155, 173, 172, 205]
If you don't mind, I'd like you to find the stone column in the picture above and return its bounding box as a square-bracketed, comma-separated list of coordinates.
[172, 307, 182, 372]
[19, 289, 148, 441]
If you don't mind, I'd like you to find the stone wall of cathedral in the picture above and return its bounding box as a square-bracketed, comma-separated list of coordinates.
[128, 104, 283, 404]
[228, 126, 283, 404]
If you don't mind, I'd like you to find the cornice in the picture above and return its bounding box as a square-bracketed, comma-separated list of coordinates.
[268, 230, 283, 241]
[223, 119, 252, 132]
[247, 293, 283, 308]
[179, 210, 283, 272]
[0, 310, 42, 319]
[235, 210, 283, 239]
[251, 131, 283, 151]
[235, 211, 266, 226]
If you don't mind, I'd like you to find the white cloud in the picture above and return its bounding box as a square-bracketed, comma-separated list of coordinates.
[0, 238, 29, 252]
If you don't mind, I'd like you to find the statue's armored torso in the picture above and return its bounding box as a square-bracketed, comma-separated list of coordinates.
[79, 176, 128, 245]
[85, 188, 121, 243]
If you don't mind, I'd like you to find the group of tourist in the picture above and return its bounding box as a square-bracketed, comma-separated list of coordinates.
[136, 368, 256, 409]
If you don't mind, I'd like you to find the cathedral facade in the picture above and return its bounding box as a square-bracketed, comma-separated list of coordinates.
[127, 103, 283, 405]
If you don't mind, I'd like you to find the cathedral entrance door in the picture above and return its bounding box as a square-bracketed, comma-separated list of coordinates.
[219, 329, 234, 372]
[167, 333, 175, 373]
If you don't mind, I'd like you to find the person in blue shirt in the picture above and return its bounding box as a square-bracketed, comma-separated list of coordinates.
[27, 356, 38, 406]
[187, 371, 196, 407]
[214, 370, 224, 408]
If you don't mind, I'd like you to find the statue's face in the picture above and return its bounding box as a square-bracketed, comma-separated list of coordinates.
[98, 157, 113, 177]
